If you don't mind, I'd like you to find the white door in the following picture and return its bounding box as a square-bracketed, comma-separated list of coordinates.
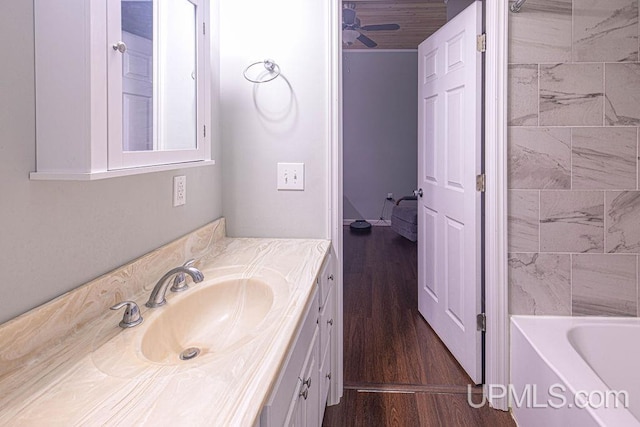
[417, 1, 483, 384]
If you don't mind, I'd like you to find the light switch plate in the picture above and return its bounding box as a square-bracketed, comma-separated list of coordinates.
[277, 163, 304, 191]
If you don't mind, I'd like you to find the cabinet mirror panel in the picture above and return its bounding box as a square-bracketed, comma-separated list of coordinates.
[120, 0, 197, 152]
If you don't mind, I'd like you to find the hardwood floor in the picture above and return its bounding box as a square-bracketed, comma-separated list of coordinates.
[322, 226, 515, 426]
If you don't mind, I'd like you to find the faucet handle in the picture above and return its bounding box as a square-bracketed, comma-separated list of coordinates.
[110, 301, 143, 328]
[170, 259, 196, 292]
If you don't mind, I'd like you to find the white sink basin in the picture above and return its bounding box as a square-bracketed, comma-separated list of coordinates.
[140, 278, 273, 364]
[91, 268, 289, 378]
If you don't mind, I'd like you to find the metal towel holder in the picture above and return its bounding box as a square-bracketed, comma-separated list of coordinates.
[243, 59, 281, 83]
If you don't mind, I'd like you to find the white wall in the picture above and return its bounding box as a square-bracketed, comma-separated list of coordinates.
[343, 51, 418, 221]
[0, 1, 222, 324]
[219, 0, 330, 238]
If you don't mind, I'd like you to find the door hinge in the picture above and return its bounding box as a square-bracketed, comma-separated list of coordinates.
[203, 125, 206, 138]
[476, 33, 486, 53]
[477, 313, 486, 332]
[476, 173, 486, 192]
[203, 23, 206, 35]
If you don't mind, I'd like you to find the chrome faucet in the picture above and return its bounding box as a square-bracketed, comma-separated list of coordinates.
[145, 264, 204, 308]
[110, 301, 143, 328]
[170, 259, 196, 292]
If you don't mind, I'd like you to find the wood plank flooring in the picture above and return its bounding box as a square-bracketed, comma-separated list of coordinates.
[322, 226, 515, 426]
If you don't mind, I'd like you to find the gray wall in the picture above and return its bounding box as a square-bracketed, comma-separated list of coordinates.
[0, 2, 222, 324]
[219, 0, 329, 238]
[343, 51, 417, 221]
[447, 0, 478, 21]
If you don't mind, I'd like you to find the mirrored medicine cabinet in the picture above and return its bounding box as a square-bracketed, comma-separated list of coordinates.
[31, 0, 213, 180]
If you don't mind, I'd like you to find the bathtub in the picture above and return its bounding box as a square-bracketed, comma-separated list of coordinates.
[511, 316, 640, 427]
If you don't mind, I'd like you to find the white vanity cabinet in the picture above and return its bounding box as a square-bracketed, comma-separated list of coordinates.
[32, 0, 212, 180]
[317, 255, 335, 413]
[260, 290, 320, 426]
[260, 255, 337, 427]
[291, 327, 320, 426]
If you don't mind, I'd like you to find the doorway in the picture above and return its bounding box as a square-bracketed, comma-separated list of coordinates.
[326, 0, 511, 416]
[329, 0, 509, 416]
[342, 0, 481, 383]
[335, 0, 485, 418]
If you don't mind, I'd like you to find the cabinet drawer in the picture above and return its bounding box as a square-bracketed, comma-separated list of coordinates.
[261, 290, 319, 427]
[317, 256, 335, 309]
[319, 330, 332, 409]
[318, 283, 334, 358]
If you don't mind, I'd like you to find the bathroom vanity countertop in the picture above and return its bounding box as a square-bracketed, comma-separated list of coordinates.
[0, 224, 330, 426]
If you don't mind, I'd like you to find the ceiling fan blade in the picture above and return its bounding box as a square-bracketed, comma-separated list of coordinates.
[357, 33, 378, 48]
[360, 23, 400, 31]
[343, 8, 356, 25]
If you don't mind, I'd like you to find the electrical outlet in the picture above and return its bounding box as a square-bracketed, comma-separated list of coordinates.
[277, 163, 304, 191]
[173, 175, 186, 206]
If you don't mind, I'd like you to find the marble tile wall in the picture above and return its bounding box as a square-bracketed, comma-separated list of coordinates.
[508, 0, 640, 316]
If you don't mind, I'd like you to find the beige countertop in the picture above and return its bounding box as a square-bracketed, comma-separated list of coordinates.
[0, 218, 330, 426]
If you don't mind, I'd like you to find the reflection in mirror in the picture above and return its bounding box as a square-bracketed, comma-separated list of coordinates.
[121, 0, 153, 151]
[157, 0, 197, 151]
[121, 0, 197, 152]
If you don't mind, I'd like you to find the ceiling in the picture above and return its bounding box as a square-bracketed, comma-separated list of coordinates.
[342, 0, 447, 50]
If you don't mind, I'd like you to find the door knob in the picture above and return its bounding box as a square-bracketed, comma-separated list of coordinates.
[415, 188, 423, 198]
[112, 41, 127, 53]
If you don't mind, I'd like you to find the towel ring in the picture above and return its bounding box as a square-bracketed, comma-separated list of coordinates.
[243, 59, 281, 83]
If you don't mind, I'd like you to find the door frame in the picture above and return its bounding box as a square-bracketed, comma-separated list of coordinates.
[326, 0, 509, 411]
[326, 0, 344, 406]
[482, 0, 509, 411]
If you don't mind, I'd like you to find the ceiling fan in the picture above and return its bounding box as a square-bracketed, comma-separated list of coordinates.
[342, 3, 400, 48]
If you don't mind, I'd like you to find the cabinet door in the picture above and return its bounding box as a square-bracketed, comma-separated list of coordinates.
[319, 282, 334, 413]
[303, 333, 320, 427]
[289, 325, 319, 427]
[291, 378, 304, 426]
[107, 0, 210, 170]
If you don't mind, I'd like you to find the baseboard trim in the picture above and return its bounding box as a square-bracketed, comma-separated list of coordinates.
[343, 219, 391, 227]
[344, 382, 482, 395]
